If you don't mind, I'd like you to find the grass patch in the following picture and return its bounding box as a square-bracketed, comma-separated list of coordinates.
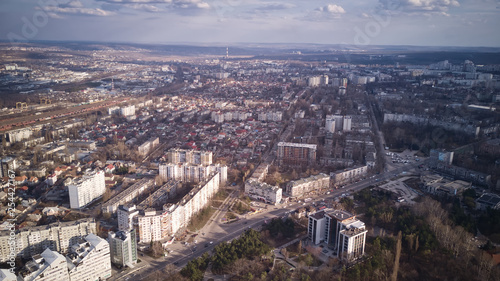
[232, 201, 252, 215]
[226, 212, 237, 220]
[211, 201, 223, 208]
[214, 189, 230, 201]
[187, 206, 216, 232]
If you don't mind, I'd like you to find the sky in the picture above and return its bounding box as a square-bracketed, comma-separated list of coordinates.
[0, 0, 499, 47]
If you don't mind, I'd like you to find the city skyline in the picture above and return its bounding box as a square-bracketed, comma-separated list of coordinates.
[1, 0, 500, 47]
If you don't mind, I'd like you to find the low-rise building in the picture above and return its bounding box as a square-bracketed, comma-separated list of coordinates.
[331, 166, 367, 187]
[244, 179, 282, 205]
[286, 173, 330, 197]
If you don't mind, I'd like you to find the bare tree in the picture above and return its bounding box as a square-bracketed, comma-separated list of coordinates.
[391, 231, 402, 281]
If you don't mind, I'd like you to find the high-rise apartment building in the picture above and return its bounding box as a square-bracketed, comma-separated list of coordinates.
[66, 234, 111, 281]
[277, 142, 317, 166]
[308, 210, 367, 262]
[167, 149, 212, 165]
[159, 163, 227, 185]
[18, 249, 70, 281]
[68, 169, 105, 209]
[0, 157, 17, 178]
[0, 218, 96, 262]
[325, 115, 336, 133]
[108, 230, 137, 268]
[343, 116, 352, 132]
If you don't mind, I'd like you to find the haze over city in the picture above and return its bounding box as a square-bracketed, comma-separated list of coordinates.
[1, 0, 500, 46]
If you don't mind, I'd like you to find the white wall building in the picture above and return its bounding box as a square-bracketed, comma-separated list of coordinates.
[120, 105, 135, 117]
[325, 115, 336, 133]
[343, 116, 352, 131]
[286, 173, 330, 197]
[66, 234, 111, 281]
[0, 219, 96, 263]
[244, 179, 282, 205]
[19, 249, 70, 281]
[68, 169, 105, 209]
[108, 230, 138, 268]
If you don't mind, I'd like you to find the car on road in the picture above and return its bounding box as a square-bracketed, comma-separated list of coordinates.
[173, 262, 179, 265]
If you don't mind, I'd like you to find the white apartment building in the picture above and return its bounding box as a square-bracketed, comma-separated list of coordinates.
[67, 234, 112, 281]
[159, 163, 227, 185]
[118, 173, 220, 243]
[286, 173, 330, 197]
[331, 166, 368, 187]
[343, 116, 352, 131]
[167, 149, 213, 165]
[117, 204, 140, 232]
[4, 127, 33, 143]
[0, 219, 96, 262]
[308, 210, 367, 262]
[325, 115, 336, 133]
[19, 249, 70, 281]
[68, 169, 105, 209]
[101, 178, 155, 213]
[244, 179, 282, 205]
[0, 269, 16, 281]
[120, 105, 135, 116]
[137, 209, 163, 243]
[108, 230, 138, 268]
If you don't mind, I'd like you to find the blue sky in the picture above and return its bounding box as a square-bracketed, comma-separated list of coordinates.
[1, 0, 499, 47]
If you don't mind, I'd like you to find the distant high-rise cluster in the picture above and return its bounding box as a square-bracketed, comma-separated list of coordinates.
[161, 149, 227, 185]
[167, 148, 213, 165]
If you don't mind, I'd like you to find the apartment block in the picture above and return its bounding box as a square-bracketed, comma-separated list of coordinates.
[277, 142, 317, 166]
[0, 218, 96, 262]
[118, 173, 221, 243]
[286, 173, 330, 197]
[108, 230, 138, 268]
[159, 163, 227, 185]
[167, 148, 212, 165]
[308, 210, 367, 262]
[101, 178, 155, 213]
[68, 169, 105, 209]
[330, 166, 368, 187]
[66, 234, 111, 281]
[244, 179, 282, 205]
[18, 249, 69, 281]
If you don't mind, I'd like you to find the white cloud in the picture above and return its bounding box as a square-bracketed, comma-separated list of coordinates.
[125, 3, 162, 12]
[321, 4, 346, 14]
[41, 6, 114, 16]
[379, 0, 460, 13]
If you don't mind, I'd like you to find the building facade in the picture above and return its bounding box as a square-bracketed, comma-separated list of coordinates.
[286, 174, 330, 197]
[331, 166, 368, 187]
[167, 149, 213, 165]
[244, 179, 282, 205]
[108, 230, 138, 268]
[67, 234, 112, 281]
[308, 210, 367, 262]
[18, 249, 70, 281]
[277, 142, 317, 166]
[68, 169, 105, 209]
[0, 219, 96, 263]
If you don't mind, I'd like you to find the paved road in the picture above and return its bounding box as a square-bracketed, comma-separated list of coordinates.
[112, 159, 425, 281]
